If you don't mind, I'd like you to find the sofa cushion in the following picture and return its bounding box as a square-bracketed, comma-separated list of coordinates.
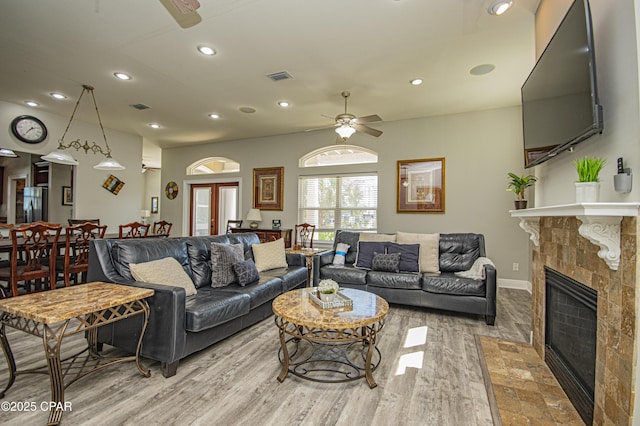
[262, 266, 307, 292]
[371, 252, 401, 273]
[386, 242, 420, 273]
[228, 233, 261, 259]
[222, 276, 284, 309]
[334, 230, 360, 264]
[111, 238, 191, 281]
[396, 232, 440, 273]
[210, 242, 244, 287]
[439, 234, 481, 272]
[319, 264, 368, 285]
[130, 257, 198, 296]
[232, 258, 260, 286]
[185, 288, 251, 332]
[252, 238, 287, 272]
[422, 272, 486, 296]
[184, 235, 230, 288]
[354, 241, 386, 269]
[367, 271, 422, 290]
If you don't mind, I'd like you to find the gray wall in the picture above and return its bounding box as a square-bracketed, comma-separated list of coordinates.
[160, 105, 531, 282]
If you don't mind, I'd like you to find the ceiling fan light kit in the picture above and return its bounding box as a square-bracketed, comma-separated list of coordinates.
[488, 1, 513, 16]
[336, 125, 356, 140]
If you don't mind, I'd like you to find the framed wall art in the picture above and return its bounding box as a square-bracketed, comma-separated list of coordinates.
[103, 175, 125, 195]
[62, 186, 73, 206]
[151, 196, 159, 214]
[397, 158, 445, 213]
[253, 167, 284, 211]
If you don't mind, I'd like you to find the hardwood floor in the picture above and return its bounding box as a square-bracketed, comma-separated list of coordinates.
[0, 288, 530, 425]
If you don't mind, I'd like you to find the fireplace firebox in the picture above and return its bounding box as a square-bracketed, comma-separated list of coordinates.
[544, 266, 597, 425]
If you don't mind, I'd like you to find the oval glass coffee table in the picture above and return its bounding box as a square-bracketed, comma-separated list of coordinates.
[272, 287, 389, 388]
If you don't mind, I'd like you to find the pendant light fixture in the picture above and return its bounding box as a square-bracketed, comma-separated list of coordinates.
[42, 84, 125, 170]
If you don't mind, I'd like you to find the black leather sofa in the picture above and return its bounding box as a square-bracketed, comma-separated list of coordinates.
[312, 231, 496, 325]
[87, 233, 307, 377]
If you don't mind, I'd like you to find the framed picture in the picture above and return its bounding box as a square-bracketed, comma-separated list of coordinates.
[253, 167, 284, 210]
[62, 186, 73, 206]
[151, 196, 159, 214]
[397, 158, 445, 213]
[272, 219, 281, 229]
[103, 174, 125, 195]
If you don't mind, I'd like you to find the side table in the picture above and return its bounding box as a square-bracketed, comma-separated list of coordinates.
[285, 247, 331, 287]
[0, 282, 154, 425]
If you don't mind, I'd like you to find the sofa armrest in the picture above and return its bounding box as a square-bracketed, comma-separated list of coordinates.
[483, 264, 497, 318]
[286, 253, 306, 267]
[312, 250, 335, 286]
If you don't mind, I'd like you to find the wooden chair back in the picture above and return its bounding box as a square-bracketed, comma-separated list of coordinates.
[226, 220, 243, 233]
[152, 220, 173, 237]
[119, 222, 149, 239]
[68, 219, 100, 226]
[64, 222, 107, 287]
[294, 223, 316, 249]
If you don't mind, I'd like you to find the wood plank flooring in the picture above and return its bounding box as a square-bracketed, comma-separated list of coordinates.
[0, 288, 530, 425]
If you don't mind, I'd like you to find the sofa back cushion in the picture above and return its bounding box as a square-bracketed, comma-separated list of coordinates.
[334, 230, 360, 265]
[111, 238, 191, 281]
[439, 233, 482, 272]
[228, 233, 261, 259]
[183, 235, 231, 288]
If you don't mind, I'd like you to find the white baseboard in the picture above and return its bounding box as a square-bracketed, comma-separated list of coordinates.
[498, 278, 532, 294]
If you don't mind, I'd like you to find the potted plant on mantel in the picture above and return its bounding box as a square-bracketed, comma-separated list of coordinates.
[507, 172, 537, 210]
[574, 156, 606, 203]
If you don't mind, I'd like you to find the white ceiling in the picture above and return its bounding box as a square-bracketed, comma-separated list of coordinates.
[0, 0, 539, 168]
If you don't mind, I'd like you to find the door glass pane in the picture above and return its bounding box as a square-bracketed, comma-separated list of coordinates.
[193, 187, 211, 236]
[217, 187, 238, 235]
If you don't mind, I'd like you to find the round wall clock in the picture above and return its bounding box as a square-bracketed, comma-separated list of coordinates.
[165, 181, 179, 199]
[10, 115, 48, 144]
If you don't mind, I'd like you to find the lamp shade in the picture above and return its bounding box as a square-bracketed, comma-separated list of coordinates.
[94, 157, 126, 170]
[335, 125, 356, 139]
[0, 148, 18, 158]
[41, 149, 79, 165]
[141, 210, 151, 218]
[246, 208, 262, 222]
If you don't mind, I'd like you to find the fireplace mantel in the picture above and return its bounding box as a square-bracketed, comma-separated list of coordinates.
[510, 202, 640, 270]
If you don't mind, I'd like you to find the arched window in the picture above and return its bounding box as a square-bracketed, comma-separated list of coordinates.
[186, 157, 240, 175]
[298, 144, 378, 168]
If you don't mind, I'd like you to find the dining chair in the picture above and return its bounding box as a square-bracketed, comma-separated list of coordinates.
[0, 222, 62, 297]
[119, 222, 149, 238]
[294, 223, 316, 249]
[226, 219, 243, 233]
[152, 220, 172, 237]
[68, 218, 101, 226]
[64, 222, 107, 286]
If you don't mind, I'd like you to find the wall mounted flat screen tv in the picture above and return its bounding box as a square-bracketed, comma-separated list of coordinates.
[521, 0, 603, 168]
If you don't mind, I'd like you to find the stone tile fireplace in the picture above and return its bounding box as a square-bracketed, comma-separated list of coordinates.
[512, 204, 639, 425]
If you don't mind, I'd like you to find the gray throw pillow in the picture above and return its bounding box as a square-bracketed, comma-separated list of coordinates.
[386, 242, 420, 273]
[210, 242, 244, 287]
[233, 259, 260, 286]
[355, 241, 387, 270]
[371, 252, 401, 273]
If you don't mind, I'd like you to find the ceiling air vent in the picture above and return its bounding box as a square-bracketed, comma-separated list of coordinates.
[130, 103, 151, 110]
[266, 71, 293, 82]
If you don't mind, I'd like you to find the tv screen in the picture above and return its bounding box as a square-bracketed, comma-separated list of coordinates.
[521, 0, 603, 168]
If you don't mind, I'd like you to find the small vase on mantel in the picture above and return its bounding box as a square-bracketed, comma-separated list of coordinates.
[575, 182, 600, 203]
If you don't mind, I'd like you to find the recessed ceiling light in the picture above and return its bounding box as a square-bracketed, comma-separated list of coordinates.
[239, 107, 256, 114]
[469, 64, 496, 76]
[208, 113, 221, 119]
[488, 1, 513, 16]
[148, 123, 161, 129]
[114, 72, 132, 80]
[25, 101, 39, 107]
[277, 101, 290, 108]
[197, 46, 216, 56]
[50, 92, 66, 100]
[410, 78, 423, 86]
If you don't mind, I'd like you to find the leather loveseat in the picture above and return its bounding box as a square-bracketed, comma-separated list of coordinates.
[87, 233, 307, 377]
[312, 231, 496, 325]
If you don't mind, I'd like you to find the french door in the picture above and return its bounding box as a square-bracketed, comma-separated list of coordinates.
[190, 182, 239, 236]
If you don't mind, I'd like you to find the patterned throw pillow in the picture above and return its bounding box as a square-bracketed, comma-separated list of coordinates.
[210, 242, 244, 287]
[371, 252, 401, 273]
[130, 257, 197, 296]
[332, 243, 350, 265]
[233, 259, 260, 286]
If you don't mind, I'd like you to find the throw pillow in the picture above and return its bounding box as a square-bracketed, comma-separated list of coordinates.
[371, 252, 401, 273]
[210, 242, 244, 287]
[386, 242, 420, 273]
[354, 241, 387, 270]
[252, 238, 288, 272]
[359, 232, 397, 243]
[130, 257, 197, 296]
[233, 259, 260, 286]
[332, 242, 350, 265]
[396, 232, 440, 273]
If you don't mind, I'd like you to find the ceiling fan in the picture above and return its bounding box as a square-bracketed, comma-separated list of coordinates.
[159, 0, 202, 28]
[308, 91, 383, 143]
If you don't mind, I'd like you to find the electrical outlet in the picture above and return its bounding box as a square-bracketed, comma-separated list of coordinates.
[512, 262, 519, 271]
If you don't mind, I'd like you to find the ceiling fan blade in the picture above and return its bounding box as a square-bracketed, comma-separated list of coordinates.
[320, 114, 336, 121]
[353, 114, 382, 124]
[305, 123, 339, 132]
[159, 0, 202, 28]
[353, 123, 383, 138]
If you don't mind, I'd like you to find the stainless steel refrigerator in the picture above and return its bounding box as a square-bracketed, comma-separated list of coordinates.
[23, 187, 48, 223]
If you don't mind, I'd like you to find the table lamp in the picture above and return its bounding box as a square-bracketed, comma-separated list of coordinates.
[246, 209, 262, 229]
[141, 209, 151, 225]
